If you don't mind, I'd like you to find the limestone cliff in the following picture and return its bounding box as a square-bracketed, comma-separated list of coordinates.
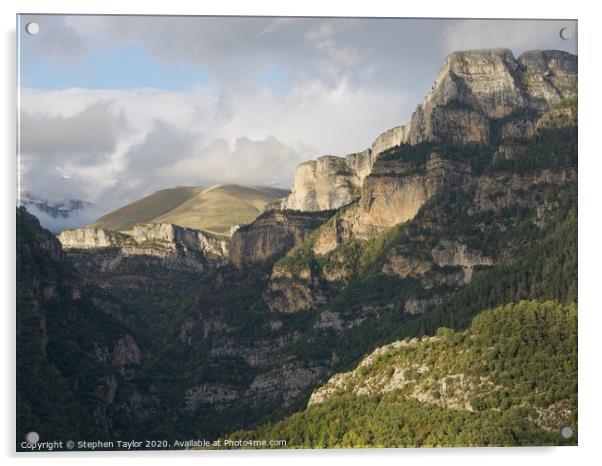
[312, 152, 472, 254]
[229, 210, 333, 268]
[58, 228, 132, 249]
[280, 49, 576, 213]
[59, 222, 227, 273]
[280, 156, 361, 212]
[406, 49, 576, 144]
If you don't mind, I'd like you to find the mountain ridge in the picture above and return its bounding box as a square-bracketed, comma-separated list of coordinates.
[278, 48, 577, 213]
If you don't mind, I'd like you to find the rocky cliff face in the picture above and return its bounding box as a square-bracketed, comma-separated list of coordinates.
[312, 152, 472, 255]
[129, 223, 227, 257]
[371, 125, 411, 158]
[58, 228, 132, 249]
[407, 49, 576, 145]
[280, 49, 576, 213]
[58, 222, 227, 274]
[280, 156, 361, 212]
[229, 210, 333, 268]
[266, 95, 576, 314]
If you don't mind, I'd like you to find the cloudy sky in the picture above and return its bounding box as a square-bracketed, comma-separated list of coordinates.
[17, 15, 577, 230]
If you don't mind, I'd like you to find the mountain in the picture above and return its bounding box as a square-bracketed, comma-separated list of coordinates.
[279, 48, 576, 213]
[89, 184, 289, 235]
[20, 192, 93, 219]
[17, 48, 578, 449]
[19, 192, 95, 233]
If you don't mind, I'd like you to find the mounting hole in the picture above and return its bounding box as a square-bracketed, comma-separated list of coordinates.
[25, 22, 40, 35]
[560, 426, 573, 439]
[25, 431, 39, 443]
[559, 27, 573, 40]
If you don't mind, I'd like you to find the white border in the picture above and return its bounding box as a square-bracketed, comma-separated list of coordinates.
[2, 1, 600, 465]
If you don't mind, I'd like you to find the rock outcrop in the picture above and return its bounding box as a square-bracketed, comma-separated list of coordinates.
[371, 125, 411, 158]
[406, 49, 576, 145]
[280, 156, 361, 212]
[61, 223, 226, 256]
[129, 223, 227, 258]
[265, 263, 325, 313]
[280, 49, 577, 213]
[312, 152, 472, 254]
[58, 223, 227, 273]
[229, 210, 333, 268]
[58, 228, 132, 249]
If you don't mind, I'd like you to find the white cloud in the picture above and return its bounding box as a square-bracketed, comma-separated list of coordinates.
[20, 100, 129, 160]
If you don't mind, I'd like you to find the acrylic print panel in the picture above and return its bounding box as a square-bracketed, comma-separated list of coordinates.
[16, 15, 578, 451]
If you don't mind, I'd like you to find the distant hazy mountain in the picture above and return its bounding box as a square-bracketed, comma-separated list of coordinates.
[19, 192, 95, 233]
[20, 192, 92, 219]
[89, 184, 289, 235]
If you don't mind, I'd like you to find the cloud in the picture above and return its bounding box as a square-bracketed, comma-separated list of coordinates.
[442, 19, 577, 57]
[125, 120, 200, 172]
[305, 21, 360, 70]
[166, 135, 313, 188]
[20, 100, 129, 161]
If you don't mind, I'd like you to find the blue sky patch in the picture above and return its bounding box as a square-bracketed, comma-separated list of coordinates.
[20, 43, 212, 91]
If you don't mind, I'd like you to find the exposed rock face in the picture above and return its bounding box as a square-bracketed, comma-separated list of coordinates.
[431, 240, 494, 284]
[266, 264, 325, 313]
[519, 50, 578, 110]
[371, 125, 410, 158]
[404, 296, 445, 315]
[313, 152, 472, 254]
[406, 49, 576, 145]
[245, 364, 325, 406]
[112, 334, 142, 368]
[229, 210, 333, 268]
[280, 156, 361, 212]
[280, 49, 576, 214]
[345, 149, 374, 182]
[60, 223, 226, 256]
[473, 168, 577, 213]
[129, 223, 227, 257]
[382, 253, 432, 279]
[499, 117, 538, 141]
[58, 228, 131, 249]
[185, 384, 240, 412]
[430, 240, 493, 269]
[58, 223, 227, 273]
[356, 153, 471, 232]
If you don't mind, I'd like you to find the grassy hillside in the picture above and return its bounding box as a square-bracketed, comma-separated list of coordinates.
[232, 300, 577, 447]
[89, 185, 288, 234]
[89, 186, 204, 231]
[153, 185, 288, 235]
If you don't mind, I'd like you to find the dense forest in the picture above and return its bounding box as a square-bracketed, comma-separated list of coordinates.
[231, 300, 577, 447]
